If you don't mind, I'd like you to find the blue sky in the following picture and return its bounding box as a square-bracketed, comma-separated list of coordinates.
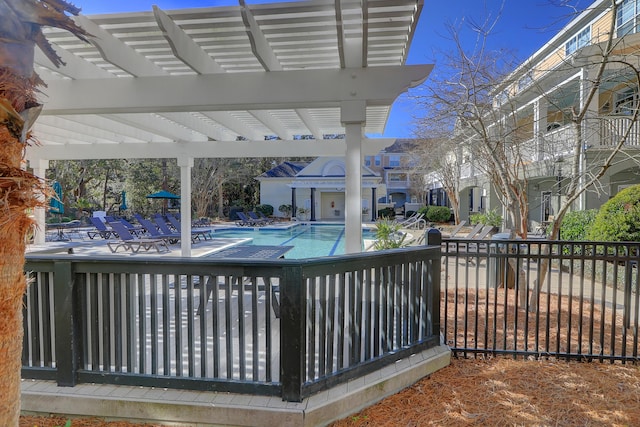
[75, 0, 586, 137]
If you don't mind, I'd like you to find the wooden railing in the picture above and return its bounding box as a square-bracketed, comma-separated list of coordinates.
[23, 244, 442, 402]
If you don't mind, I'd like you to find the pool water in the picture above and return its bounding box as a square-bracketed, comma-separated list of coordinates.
[211, 224, 375, 259]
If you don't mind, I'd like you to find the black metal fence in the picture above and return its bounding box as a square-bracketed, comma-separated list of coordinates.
[22, 245, 441, 402]
[442, 237, 640, 362]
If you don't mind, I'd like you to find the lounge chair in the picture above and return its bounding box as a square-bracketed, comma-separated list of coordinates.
[236, 211, 264, 226]
[163, 214, 212, 241]
[256, 211, 274, 224]
[116, 218, 146, 236]
[398, 211, 421, 225]
[107, 222, 170, 253]
[397, 213, 426, 229]
[248, 211, 270, 225]
[441, 220, 467, 238]
[87, 217, 116, 239]
[136, 217, 182, 244]
[448, 222, 484, 240]
[167, 214, 213, 240]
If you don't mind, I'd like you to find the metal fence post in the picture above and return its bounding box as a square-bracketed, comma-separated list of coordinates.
[279, 265, 305, 402]
[428, 238, 441, 340]
[425, 228, 442, 246]
[53, 260, 81, 386]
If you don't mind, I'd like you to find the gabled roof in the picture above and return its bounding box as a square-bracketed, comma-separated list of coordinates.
[382, 138, 418, 153]
[259, 161, 309, 178]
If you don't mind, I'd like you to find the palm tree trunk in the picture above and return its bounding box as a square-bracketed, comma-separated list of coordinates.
[0, 188, 29, 423]
[0, 117, 37, 425]
[0, 2, 89, 424]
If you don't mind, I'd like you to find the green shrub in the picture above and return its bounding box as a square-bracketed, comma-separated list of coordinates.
[426, 206, 451, 223]
[417, 206, 430, 217]
[470, 209, 502, 227]
[278, 204, 292, 217]
[373, 218, 408, 250]
[560, 209, 597, 240]
[587, 185, 640, 242]
[378, 207, 395, 219]
[255, 204, 274, 216]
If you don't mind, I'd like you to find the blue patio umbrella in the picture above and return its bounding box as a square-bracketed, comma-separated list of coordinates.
[49, 181, 64, 215]
[120, 190, 128, 210]
[146, 190, 180, 214]
[146, 190, 180, 200]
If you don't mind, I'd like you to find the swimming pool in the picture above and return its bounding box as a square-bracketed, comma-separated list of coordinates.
[210, 224, 375, 259]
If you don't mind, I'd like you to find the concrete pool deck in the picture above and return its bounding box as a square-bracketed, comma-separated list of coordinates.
[32, 220, 379, 258]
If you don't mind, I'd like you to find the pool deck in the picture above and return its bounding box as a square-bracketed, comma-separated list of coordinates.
[31, 220, 378, 258]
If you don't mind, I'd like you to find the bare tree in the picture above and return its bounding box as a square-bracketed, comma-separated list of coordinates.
[411, 137, 463, 224]
[416, 1, 640, 309]
[528, 0, 640, 309]
[414, 16, 531, 237]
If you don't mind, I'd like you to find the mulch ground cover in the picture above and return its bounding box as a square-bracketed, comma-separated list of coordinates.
[20, 357, 640, 426]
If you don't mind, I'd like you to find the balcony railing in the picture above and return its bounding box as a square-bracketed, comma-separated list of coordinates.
[599, 115, 640, 148]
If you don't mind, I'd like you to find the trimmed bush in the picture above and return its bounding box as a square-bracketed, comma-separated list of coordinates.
[278, 204, 292, 217]
[255, 204, 274, 216]
[426, 206, 451, 223]
[417, 206, 430, 217]
[587, 185, 640, 242]
[560, 209, 597, 241]
[470, 209, 502, 227]
[378, 207, 395, 219]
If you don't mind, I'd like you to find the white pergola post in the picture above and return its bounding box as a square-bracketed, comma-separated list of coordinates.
[342, 100, 366, 253]
[178, 156, 194, 257]
[32, 159, 49, 245]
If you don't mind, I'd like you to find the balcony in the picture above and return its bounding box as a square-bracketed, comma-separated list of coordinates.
[598, 115, 640, 148]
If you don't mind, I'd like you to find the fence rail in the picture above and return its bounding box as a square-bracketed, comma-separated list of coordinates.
[23, 246, 441, 401]
[442, 238, 640, 362]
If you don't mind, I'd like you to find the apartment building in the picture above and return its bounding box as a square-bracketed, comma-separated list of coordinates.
[364, 139, 420, 210]
[448, 0, 640, 228]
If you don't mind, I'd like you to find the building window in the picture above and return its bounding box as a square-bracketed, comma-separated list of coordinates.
[618, 0, 639, 37]
[364, 156, 372, 167]
[496, 89, 508, 106]
[518, 71, 533, 92]
[565, 25, 591, 56]
[388, 173, 407, 182]
[374, 155, 381, 166]
[389, 155, 401, 167]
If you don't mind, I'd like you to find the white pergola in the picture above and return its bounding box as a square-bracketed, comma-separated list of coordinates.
[27, 0, 432, 256]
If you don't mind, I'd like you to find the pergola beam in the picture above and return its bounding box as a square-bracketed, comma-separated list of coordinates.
[27, 138, 396, 161]
[40, 65, 433, 115]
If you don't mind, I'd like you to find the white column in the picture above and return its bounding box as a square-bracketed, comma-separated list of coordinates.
[178, 156, 194, 257]
[533, 98, 547, 162]
[580, 66, 598, 211]
[31, 159, 49, 245]
[341, 100, 366, 253]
